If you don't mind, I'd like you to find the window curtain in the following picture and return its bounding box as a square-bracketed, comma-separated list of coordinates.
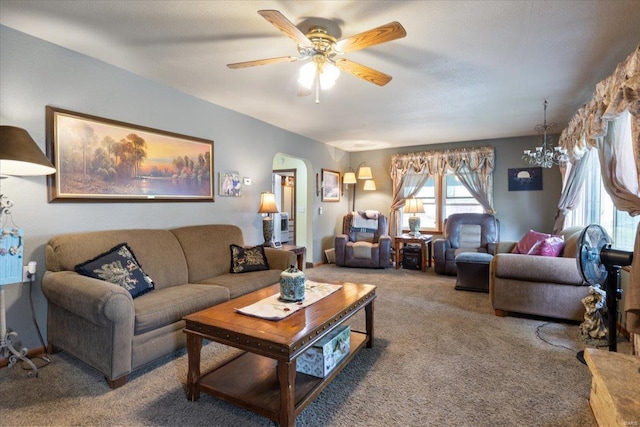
[389, 171, 430, 237]
[558, 45, 640, 349]
[388, 146, 495, 236]
[552, 147, 595, 234]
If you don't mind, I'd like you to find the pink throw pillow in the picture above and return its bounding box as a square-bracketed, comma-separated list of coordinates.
[534, 236, 565, 257]
[512, 230, 551, 254]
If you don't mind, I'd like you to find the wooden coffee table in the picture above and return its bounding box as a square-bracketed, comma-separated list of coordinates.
[183, 282, 376, 427]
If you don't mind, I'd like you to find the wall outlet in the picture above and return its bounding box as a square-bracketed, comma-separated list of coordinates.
[23, 266, 30, 283]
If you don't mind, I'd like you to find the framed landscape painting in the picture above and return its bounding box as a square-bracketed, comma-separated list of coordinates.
[46, 107, 214, 202]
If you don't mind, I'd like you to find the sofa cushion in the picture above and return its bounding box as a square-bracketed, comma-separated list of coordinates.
[46, 229, 189, 289]
[492, 253, 583, 285]
[352, 241, 374, 259]
[75, 244, 155, 298]
[230, 244, 270, 273]
[171, 225, 245, 282]
[133, 284, 229, 335]
[200, 269, 282, 299]
[512, 230, 550, 254]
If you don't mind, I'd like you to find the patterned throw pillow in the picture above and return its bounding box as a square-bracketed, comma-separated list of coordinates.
[230, 244, 270, 273]
[75, 243, 155, 298]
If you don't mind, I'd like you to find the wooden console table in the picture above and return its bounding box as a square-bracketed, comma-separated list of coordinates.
[282, 244, 305, 270]
[394, 234, 433, 272]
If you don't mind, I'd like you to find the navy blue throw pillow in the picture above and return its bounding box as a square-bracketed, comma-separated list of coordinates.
[230, 244, 270, 273]
[75, 243, 155, 298]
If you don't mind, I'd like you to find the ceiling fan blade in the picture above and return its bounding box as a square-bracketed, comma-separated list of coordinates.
[335, 59, 392, 86]
[336, 22, 406, 53]
[258, 10, 312, 46]
[227, 56, 299, 69]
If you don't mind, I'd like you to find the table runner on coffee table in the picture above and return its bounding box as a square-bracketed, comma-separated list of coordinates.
[235, 280, 342, 320]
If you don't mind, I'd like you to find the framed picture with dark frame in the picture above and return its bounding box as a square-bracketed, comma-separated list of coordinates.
[46, 106, 214, 202]
[508, 167, 543, 191]
[321, 169, 340, 202]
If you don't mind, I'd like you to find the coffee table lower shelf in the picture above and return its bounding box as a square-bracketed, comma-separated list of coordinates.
[197, 331, 368, 422]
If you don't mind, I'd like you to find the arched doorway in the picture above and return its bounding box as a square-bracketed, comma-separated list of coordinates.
[273, 153, 311, 263]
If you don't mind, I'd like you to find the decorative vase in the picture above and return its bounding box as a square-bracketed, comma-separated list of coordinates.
[279, 264, 305, 302]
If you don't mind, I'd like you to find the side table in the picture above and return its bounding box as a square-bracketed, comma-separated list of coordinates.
[281, 244, 306, 270]
[394, 234, 433, 272]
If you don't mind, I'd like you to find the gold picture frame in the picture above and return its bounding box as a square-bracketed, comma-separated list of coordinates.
[46, 106, 214, 202]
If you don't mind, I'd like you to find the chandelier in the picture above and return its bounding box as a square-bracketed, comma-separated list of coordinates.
[522, 100, 568, 168]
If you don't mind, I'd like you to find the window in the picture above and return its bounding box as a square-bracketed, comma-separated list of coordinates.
[565, 117, 639, 252]
[444, 175, 484, 218]
[400, 174, 483, 233]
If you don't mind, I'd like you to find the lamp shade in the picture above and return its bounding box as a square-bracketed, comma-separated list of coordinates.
[343, 172, 357, 184]
[357, 166, 373, 180]
[403, 197, 424, 214]
[257, 192, 279, 214]
[363, 180, 376, 191]
[0, 126, 56, 176]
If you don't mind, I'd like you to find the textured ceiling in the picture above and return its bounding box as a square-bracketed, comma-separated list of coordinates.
[1, 1, 639, 152]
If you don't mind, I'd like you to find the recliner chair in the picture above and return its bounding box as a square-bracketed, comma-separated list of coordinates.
[433, 213, 500, 275]
[335, 212, 392, 268]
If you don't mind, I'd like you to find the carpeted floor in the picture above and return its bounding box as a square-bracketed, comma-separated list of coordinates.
[0, 265, 631, 426]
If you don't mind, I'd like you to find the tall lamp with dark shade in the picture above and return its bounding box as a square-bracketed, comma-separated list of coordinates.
[0, 125, 56, 376]
[257, 191, 279, 246]
[404, 197, 424, 236]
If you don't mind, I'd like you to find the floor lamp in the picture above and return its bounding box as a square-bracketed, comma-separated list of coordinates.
[345, 163, 375, 212]
[0, 126, 56, 376]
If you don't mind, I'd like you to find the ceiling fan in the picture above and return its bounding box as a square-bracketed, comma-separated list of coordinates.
[227, 10, 407, 102]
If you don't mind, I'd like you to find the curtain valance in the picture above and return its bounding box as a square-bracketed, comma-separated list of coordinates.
[558, 45, 640, 166]
[389, 145, 495, 179]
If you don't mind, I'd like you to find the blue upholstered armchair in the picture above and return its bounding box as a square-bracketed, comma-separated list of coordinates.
[433, 213, 500, 275]
[335, 212, 392, 268]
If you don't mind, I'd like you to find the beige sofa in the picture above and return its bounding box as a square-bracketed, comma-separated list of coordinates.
[489, 226, 591, 321]
[42, 224, 295, 388]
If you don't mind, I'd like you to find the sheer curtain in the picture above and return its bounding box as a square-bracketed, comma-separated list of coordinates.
[388, 146, 495, 236]
[389, 172, 430, 237]
[552, 147, 595, 234]
[558, 45, 640, 351]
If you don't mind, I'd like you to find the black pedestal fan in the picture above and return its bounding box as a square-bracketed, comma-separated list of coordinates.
[576, 224, 633, 354]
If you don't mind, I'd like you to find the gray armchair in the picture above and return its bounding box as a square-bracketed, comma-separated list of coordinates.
[335, 212, 392, 268]
[433, 213, 500, 275]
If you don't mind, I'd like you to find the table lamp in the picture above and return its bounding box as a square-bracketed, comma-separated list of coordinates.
[404, 197, 424, 236]
[257, 191, 279, 246]
[0, 125, 56, 376]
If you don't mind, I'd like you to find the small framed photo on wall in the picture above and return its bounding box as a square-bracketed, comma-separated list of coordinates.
[219, 171, 242, 196]
[321, 169, 340, 202]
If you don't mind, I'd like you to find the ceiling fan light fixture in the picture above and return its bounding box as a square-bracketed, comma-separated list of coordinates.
[319, 62, 339, 90]
[298, 62, 317, 89]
